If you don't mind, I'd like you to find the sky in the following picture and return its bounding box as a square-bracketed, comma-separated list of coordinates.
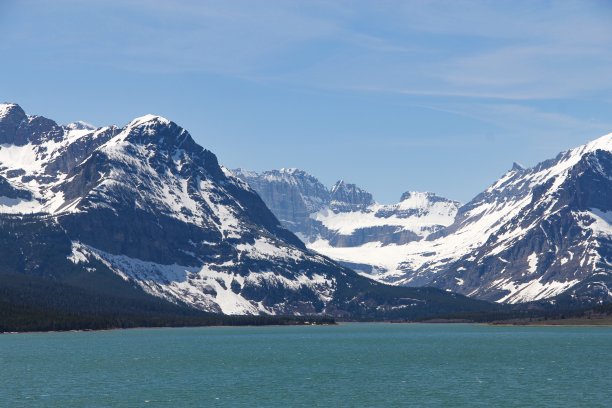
[1, 0, 611, 203]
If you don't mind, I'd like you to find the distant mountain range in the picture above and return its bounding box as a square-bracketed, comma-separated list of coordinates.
[236, 134, 612, 306]
[234, 168, 459, 247]
[0, 103, 492, 320]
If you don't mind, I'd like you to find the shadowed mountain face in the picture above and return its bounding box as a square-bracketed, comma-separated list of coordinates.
[236, 136, 612, 306]
[0, 103, 493, 318]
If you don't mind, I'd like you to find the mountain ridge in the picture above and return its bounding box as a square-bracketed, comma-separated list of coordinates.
[236, 134, 612, 305]
[0, 103, 493, 319]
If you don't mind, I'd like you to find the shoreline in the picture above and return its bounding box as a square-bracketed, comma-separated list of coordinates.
[6, 317, 612, 335]
[1, 320, 337, 335]
[488, 316, 612, 327]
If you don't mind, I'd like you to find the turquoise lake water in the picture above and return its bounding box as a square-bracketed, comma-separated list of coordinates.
[1, 323, 611, 407]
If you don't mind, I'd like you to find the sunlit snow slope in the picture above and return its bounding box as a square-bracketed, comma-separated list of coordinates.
[394, 134, 612, 304]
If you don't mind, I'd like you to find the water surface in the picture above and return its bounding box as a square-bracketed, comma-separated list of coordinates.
[1, 323, 610, 407]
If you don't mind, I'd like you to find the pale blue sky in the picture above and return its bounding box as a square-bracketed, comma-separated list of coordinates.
[1, 0, 611, 203]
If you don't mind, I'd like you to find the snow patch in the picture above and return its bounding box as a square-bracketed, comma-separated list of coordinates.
[0, 196, 39, 214]
[236, 237, 303, 261]
[527, 252, 538, 274]
[495, 278, 580, 304]
[69, 242, 336, 315]
[67, 242, 89, 264]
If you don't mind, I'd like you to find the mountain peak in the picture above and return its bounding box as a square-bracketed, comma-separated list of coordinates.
[511, 162, 525, 171]
[330, 180, 373, 211]
[279, 167, 306, 176]
[398, 191, 459, 208]
[114, 114, 201, 153]
[400, 191, 433, 201]
[127, 114, 171, 129]
[0, 103, 28, 144]
[0, 103, 64, 145]
[330, 179, 345, 192]
[66, 121, 96, 131]
[578, 133, 612, 155]
[0, 102, 26, 120]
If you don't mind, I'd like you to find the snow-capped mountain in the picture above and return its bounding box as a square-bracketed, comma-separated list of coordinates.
[394, 134, 612, 304]
[0, 103, 490, 318]
[233, 168, 460, 274]
[236, 135, 611, 305]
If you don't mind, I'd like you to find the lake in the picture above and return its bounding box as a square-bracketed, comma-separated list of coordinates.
[1, 323, 611, 407]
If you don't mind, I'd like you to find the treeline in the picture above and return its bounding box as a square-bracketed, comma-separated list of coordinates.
[0, 270, 334, 333]
[401, 302, 612, 324]
[591, 303, 612, 314]
[0, 300, 334, 333]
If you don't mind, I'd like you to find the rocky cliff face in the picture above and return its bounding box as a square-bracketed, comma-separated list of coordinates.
[329, 180, 374, 212]
[0, 103, 64, 145]
[232, 168, 447, 250]
[0, 103, 491, 318]
[232, 168, 329, 238]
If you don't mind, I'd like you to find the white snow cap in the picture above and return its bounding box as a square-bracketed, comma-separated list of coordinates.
[65, 121, 96, 131]
[279, 167, 301, 175]
[578, 133, 611, 153]
[0, 103, 22, 119]
[125, 114, 172, 132]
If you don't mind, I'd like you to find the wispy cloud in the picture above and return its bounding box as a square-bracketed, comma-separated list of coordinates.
[6, 0, 612, 102]
[3, 0, 610, 204]
[425, 102, 612, 132]
[4, 0, 612, 143]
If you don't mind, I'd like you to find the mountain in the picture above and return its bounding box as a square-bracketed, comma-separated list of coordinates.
[231, 168, 330, 237]
[234, 168, 459, 276]
[393, 134, 612, 305]
[329, 180, 375, 212]
[0, 103, 493, 320]
[236, 135, 611, 305]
